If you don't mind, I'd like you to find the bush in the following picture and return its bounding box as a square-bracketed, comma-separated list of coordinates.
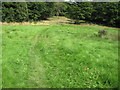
[98, 30, 107, 38]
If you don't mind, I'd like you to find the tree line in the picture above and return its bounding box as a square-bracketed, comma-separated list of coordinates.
[2, 2, 119, 27]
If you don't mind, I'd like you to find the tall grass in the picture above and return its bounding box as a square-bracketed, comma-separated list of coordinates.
[2, 24, 118, 88]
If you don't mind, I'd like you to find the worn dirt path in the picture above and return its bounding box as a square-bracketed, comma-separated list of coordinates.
[28, 33, 47, 87]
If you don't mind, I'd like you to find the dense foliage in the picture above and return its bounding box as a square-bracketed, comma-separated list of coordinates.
[27, 2, 54, 21]
[2, 2, 28, 22]
[53, 3, 68, 16]
[66, 2, 119, 27]
[66, 2, 93, 21]
[2, 2, 119, 27]
[2, 2, 54, 22]
[91, 2, 119, 27]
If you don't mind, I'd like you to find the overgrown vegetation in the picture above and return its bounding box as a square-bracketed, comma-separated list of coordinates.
[2, 2, 120, 27]
[2, 2, 54, 22]
[66, 2, 119, 27]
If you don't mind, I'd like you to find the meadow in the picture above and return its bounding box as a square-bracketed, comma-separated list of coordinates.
[2, 17, 119, 88]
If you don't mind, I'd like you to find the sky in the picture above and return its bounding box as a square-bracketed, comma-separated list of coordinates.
[64, 0, 93, 1]
[64, 0, 76, 2]
[64, 0, 70, 1]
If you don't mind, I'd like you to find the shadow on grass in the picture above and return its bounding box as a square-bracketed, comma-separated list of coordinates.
[57, 19, 87, 24]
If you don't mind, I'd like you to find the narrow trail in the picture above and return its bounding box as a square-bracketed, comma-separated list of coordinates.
[28, 33, 47, 88]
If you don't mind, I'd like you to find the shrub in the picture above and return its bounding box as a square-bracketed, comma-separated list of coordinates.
[98, 30, 107, 38]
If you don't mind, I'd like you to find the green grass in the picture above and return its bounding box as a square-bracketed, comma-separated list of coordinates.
[2, 24, 119, 88]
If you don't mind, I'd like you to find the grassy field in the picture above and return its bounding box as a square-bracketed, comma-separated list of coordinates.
[2, 17, 119, 88]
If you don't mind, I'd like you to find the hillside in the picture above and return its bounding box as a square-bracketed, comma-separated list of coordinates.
[2, 16, 119, 88]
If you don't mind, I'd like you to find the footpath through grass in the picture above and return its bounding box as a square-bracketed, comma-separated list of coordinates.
[2, 19, 119, 88]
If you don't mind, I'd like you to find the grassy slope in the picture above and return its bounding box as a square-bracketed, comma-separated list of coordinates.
[2, 23, 119, 88]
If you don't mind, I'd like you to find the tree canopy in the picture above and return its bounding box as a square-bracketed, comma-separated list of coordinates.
[2, 2, 119, 27]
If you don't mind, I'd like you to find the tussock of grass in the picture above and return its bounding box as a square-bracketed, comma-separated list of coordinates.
[2, 22, 119, 88]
